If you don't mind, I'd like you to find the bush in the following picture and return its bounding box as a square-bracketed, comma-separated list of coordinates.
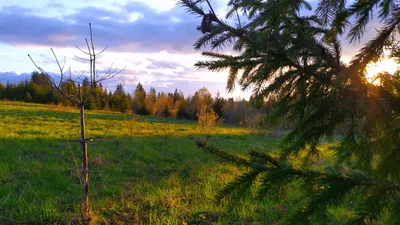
[240, 113, 284, 138]
[24, 92, 32, 102]
[197, 105, 223, 127]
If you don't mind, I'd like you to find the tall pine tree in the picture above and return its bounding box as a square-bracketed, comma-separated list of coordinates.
[132, 82, 149, 115]
[180, 0, 400, 224]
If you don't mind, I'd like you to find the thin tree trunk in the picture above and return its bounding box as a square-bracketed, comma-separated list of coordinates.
[27, 24, 121, 224]
[79, 103, 90, 221]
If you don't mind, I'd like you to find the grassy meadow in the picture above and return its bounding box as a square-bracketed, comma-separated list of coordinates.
[0, 101, 335, 224]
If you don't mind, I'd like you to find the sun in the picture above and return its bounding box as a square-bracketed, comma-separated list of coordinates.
[365, 58, 399, 85]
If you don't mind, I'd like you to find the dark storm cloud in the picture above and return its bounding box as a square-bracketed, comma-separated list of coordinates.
[0, 1, 384, 57]
[0, 2, 201, 53]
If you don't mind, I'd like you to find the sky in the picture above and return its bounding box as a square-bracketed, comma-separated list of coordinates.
[0, 0, 398, 99]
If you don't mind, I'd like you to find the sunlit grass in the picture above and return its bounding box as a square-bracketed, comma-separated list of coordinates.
[0, 101, 336, 224]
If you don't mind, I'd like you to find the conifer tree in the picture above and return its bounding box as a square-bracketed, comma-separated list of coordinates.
[181, 0, 400, 224]
[0, 83, 5, 98]
[212, 91, 224, 118]
[132, 82, 148, 115]
[110, 84, 128, 112]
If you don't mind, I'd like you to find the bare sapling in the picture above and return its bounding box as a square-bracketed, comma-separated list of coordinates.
[28, 23, 124, 222]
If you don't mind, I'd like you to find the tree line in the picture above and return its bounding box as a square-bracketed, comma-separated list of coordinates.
[0, 71, 267, 124]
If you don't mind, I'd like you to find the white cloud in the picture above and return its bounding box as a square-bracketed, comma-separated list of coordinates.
[127, 0, 177, 12]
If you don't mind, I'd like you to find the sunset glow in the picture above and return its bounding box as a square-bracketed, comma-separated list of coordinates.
[365, 58, 399, 84]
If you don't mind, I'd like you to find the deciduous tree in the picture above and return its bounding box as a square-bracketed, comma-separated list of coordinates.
[28, 23, 123, 222]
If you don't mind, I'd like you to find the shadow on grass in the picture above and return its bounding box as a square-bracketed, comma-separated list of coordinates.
[0, 133, 280, 224]
[0, 106, 200, 126]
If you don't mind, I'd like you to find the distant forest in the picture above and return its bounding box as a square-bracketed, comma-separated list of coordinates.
[0, 72, 271, 124]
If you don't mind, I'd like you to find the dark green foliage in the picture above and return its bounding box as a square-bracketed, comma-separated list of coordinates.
[0, 83, 5, 98]
[196, 140, 400, 224]
[24, 92, 32, 102]
[132, 82, 149, 115]
[0, 72, 126, 111]
[182, 0, 400, 223]
[110, 84, 130, 113]
[0, 73, 55, 103]
[212, 92, 225, 118]
[173, 88, 184, 102]
[177, 98, 190, 119]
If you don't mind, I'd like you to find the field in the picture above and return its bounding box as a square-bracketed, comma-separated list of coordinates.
[0, 101, 283, 224]
[0, 101, 340, 224]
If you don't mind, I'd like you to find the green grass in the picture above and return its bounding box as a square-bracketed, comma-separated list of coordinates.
[0, 101, 334, 224]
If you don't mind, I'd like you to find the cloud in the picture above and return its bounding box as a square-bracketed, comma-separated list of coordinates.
[0, 1, 381, 63]
[46, 3, 63, 9]
[146, 59, 184, 70]
[0, 2, 201, 54]
[0, 0, 389, 101]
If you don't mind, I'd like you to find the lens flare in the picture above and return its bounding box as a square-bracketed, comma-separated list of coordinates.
[365, 59, 399, 85]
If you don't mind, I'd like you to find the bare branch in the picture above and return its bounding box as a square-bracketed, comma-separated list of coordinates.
[75, 45, 92, 55]
[28, 55, 55, 84]
[94, 45, 108, 58]
[90, 23, 96, 84]
[74, 56, 91, 62]
[97, 66, 126, 84]
[29, 23, 124, 107]
[28, 54, 80, 104]
[51, 48, 65, 88]
[61, 56, 67, 72]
